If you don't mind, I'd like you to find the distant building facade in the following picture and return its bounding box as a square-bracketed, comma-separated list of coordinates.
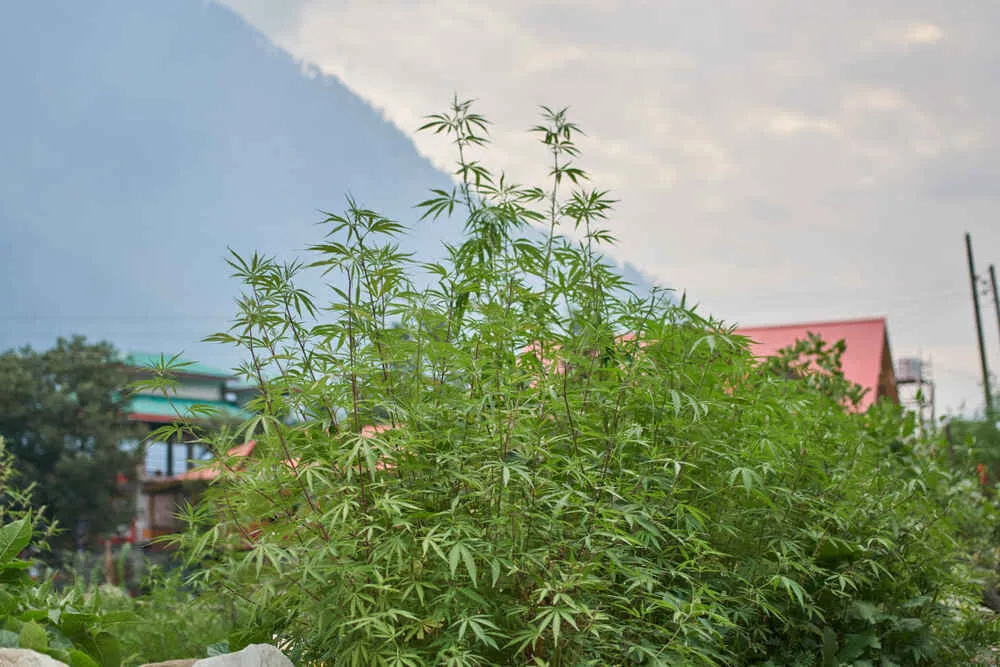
[121, 353, 253, 543]
[735, 317, 899, 410]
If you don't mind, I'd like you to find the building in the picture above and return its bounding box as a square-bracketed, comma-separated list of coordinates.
[122, 353, 253, 543]
[138, 441, 256, 542]
[735, 317, 899, 410]
[123, 352, 251, 477]
[521, 317, 899, 411]
[139, 425, 396, 543]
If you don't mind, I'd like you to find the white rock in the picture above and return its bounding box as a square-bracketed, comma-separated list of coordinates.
[193, 644, 293, 667]
[0, 649, 68, 667]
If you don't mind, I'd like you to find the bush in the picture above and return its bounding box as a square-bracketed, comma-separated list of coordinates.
[946, 416, 1000, 479]
[0, 438, 128, 667]
[112, 568, 236, 666]
[156, 101, 1000, 665]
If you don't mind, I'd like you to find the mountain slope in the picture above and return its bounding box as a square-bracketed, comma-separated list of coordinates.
[0, 0, 656, 366]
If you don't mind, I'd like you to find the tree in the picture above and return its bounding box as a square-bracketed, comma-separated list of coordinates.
[0, 336, 139, 549]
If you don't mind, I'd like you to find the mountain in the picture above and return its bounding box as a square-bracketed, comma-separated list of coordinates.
[0, 0, 657, 367]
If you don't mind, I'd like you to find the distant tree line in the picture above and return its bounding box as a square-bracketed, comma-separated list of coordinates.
[0, 336, 139, 551]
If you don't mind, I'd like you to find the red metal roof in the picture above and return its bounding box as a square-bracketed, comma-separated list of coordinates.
[735, 317, 897, 409]
[162, 441, 258, 482]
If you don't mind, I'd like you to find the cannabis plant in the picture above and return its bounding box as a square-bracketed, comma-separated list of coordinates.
[157, 100, 998, 665]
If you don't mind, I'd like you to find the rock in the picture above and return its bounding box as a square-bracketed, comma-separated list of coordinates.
[0, 649, 67, 667]
[193, 645, 293, 667]
[139, 661, 197, 667]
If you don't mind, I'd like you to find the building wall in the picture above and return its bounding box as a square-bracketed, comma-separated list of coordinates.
[131, 376, 225, 402]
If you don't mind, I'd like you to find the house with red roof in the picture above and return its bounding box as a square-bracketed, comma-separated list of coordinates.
[122, 353, 254, 543]
[521, 318, 898, 411]
[139, 441, 257, 541]
[735, 317, 898, 410]
[124, 352, 252, 478]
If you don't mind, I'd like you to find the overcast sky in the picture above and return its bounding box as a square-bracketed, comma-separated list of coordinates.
[219, 0, 1000, 417]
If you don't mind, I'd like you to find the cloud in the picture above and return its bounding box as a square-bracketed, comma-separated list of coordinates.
[903, 21, 945, 45]
[918, 150, 1000, 199]
[842, 88, 907, 112]
[765, 110, 843, 137]
[218, 0, 1000, 416]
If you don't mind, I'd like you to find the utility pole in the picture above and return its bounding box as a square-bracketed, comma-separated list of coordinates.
[966, 233, 993, 416]
[990, 264, 1000, 355]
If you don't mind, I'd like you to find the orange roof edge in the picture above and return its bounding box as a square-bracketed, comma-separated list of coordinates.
[736, 315, 889, 334]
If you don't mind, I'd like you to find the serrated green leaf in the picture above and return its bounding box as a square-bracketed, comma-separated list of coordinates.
[68, 649, 100, 667]
[448, 544, 461, 578]
[0, 518, 32, 565]
[18, 620, 48, 651]
[838, 631, 878, 663]
[490, 559, 501, 587]
[461, 545, 477, 584]
[92, 631, 122, 667]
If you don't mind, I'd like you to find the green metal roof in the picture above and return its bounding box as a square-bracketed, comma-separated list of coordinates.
[123, 352, 235, 379]
[127, 394, 252, 421]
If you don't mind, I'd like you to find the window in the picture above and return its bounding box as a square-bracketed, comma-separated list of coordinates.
[144, 441, 169, 476]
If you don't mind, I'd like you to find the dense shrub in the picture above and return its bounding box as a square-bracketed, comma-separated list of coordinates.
[1, 438, 128, 666]
[104, 568, 235, 666]
[947, 416, 1000, 479]
[152, 101, 1000, 665]
[1, 438, 233, 666]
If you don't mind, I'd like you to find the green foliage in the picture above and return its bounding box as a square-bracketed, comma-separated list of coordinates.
[0, 435, 55, 552]
[0, 337, 140, 548]
[0, 441, 128, 666]
[111, 568, 236, 666]
[18, 620, 48, 651]
[947, 416, 1000, 476]
[163, 100, 999, 665]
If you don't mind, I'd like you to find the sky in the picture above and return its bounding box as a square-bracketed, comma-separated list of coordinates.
[218, 0, 1000, 418]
